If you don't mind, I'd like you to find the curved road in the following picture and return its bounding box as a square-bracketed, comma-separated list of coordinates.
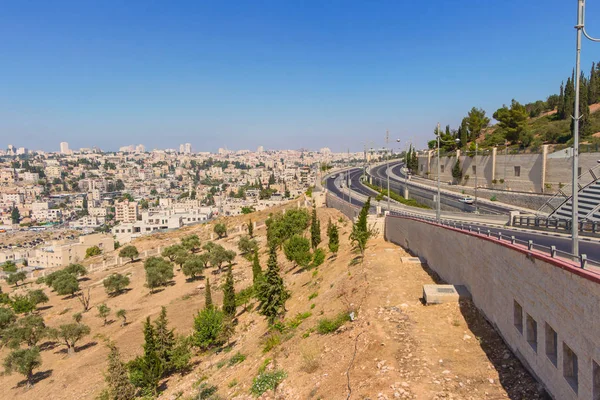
[325, 168, 600, 262]
[370, 162, 513, 214]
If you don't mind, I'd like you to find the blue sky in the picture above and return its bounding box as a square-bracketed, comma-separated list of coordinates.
[0, 1, 596, 152]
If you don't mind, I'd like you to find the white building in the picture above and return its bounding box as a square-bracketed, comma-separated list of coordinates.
[60, 142, 70, 154]
[21, 172, 40, 182]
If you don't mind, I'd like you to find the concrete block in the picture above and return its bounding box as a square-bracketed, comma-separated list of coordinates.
[423, 284, 472, 305]
[401, 256, 426, 264]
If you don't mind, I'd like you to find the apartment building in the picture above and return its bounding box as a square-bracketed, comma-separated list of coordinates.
[115, 200, 139, 223]
[28, 233, 114, 269]
[45, 165, 62, 179]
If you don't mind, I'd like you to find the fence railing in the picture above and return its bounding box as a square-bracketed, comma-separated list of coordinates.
[390, 210, 600, 274]
[511, 215, 600, 237]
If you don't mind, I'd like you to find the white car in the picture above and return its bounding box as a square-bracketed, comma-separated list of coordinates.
[459, 196, 474, 205]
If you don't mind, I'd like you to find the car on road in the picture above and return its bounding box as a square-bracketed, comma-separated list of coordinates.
[459, 196, 474, 204]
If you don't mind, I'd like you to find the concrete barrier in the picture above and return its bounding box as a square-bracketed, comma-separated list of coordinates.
[385, 215, 600, 400]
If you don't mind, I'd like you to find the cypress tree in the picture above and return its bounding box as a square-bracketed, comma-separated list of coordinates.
[252, 249, 262, 284]
[327, 218, 339, 254]
[222, 266, 236, 317]
[310, 205, 321, 250]
[142, 317, 157, 359]
[564, 76, 575, 121]
[257, 245, 290, 325]
[154, 307, 175, 368]
[589, 62, 598, 105]
[350, 197, 372, 258]
[558, 82, 565, 119]
[247, 219, 253, 238]
[204, 278, 213, 309]
[105, 343, 136, 400]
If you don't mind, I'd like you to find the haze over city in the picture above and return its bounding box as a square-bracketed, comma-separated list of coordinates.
[1, 0, 592, 152]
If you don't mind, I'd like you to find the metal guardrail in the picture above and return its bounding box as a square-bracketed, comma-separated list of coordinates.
[391, 210, 600, 274]
[512, 215, 600, 237]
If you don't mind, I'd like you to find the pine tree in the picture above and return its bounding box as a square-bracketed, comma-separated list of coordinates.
[154, 307, 175, 369]
[105, 343, 136, 400]
[251, 249, 262, 284]
[310, 205, 321, 250]
[222, 266, 236, 317]
[205, 278, 213, 309]
[257, 245, 290, 325]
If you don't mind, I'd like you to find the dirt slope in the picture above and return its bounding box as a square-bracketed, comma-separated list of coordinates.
[0, 206, 548, 400]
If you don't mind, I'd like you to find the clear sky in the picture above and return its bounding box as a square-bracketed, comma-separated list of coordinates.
[0, 1, 596, 153]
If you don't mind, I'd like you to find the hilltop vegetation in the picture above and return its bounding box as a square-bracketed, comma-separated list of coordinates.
[428, 61, 600, 153]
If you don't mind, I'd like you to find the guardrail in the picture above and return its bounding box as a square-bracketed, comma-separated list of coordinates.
[391, 210, 600, 273]
[512, 215, 600, 237]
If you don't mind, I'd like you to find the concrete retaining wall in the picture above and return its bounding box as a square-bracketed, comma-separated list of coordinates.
[385, 215, 600, 400]
[326, 193, 361, 220]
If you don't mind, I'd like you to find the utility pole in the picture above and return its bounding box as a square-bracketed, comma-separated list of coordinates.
[436, 123, 442, 221]
[474, 143, 478, 213]
[572, 0, 584, 257]
[347, 148, 351, 205]
[386, 130, 390, 213]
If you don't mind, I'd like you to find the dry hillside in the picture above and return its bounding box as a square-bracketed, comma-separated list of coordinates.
[0, 203, 549, 399]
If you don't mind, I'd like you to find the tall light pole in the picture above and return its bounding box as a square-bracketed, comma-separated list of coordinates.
[504, 141, 508, 190]
[436, 123, 460, 221]
[386, 130, 391, 213]
[474, 142, 478, 213]
[571, 0, 584, 256]
[570, 0, 600, 255]
[397, 138, 408, 199]
[347, 148, 351, 205]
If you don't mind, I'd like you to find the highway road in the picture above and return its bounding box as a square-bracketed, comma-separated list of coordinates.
[324, 168, 600, 262]
[370, 162, 513, 214]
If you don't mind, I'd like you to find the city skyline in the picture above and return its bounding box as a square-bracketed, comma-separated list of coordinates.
[0, 1, 589, 152]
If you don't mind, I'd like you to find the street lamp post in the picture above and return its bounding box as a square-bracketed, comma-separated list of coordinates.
[570, 0, 600, 255]
[386, 130, 391, 213]
[436, 122, 460, 221]
[474, 143, 478, 213]
[504, 141, 508, 190]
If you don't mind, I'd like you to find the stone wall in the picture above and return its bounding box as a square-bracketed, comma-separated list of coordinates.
[416, 146, 600, 194]
[385, 215, 600, 400]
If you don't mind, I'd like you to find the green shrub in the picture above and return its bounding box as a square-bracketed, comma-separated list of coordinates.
[250, 370, 287, 397]
[308, 292, 318, 300]
[193, 307, 225, 350]
[287, 312, 312, 329]
[262, 332, 282, 353]
[363, 181, 430, 209]
[316, 312, 351, 334]
[228, 352, 246, 366]
[311, 248, 325, 268]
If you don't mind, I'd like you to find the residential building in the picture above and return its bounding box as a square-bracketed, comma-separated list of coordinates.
[115, 200, 139, 223]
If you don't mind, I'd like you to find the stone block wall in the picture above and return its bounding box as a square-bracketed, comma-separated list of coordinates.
[385, 215, 600, 400]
